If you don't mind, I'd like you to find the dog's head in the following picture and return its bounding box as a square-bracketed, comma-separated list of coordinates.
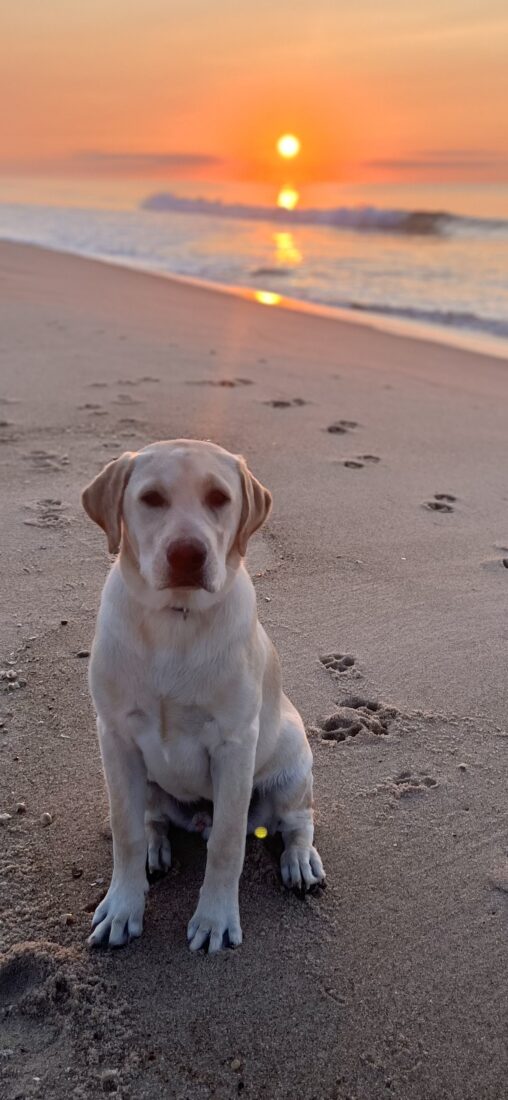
[81, 439, 271, 605]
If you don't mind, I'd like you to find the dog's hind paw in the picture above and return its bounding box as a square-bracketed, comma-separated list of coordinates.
[190, 810, 213, 840]
[280, 844, 325, 892]
[146, 824, 172, 874]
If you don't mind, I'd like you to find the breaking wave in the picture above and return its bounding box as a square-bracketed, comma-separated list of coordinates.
[141, 191, 508, 238]
[348, 302, 508, 340]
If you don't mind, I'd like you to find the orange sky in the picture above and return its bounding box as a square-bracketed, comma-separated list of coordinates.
[2, 1, 508, 183]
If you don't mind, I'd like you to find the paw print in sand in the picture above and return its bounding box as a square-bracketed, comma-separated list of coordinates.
[320, 652, 357, 676]
[317, 696, 397, 743]
[424, 493, 456, 513]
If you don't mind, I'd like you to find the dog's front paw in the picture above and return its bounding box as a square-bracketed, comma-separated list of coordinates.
[187, 892, 242, 953]
[88, 879, 147, 948]
[281, 844, 325, 892]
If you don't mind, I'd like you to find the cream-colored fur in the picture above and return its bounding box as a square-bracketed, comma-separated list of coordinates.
[82, 439, 324, 952]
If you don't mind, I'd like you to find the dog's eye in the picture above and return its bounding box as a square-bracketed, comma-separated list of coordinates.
[140, 490, 166, 508]
[206, 488, 230, 510]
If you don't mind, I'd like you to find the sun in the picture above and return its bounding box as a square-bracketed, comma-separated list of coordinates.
[277, 133, 301, 159]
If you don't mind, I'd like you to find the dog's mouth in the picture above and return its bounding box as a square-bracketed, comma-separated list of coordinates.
[170, 577, 204, 590]
[161, 571, 215, 594]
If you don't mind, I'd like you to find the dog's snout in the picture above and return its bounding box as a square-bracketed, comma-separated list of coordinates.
[167, 539, 207, 586]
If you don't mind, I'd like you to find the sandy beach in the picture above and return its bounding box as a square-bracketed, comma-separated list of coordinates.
[1, 240, 508, 1099]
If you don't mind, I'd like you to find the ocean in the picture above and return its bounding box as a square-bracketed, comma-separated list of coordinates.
[1, 177, 507, 353]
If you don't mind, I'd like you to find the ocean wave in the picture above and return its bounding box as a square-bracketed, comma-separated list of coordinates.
[349, 301, 508, 339]
[141, 191, 508, 238]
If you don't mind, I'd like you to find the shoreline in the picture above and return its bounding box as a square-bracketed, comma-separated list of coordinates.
[2, 234, 508, 364]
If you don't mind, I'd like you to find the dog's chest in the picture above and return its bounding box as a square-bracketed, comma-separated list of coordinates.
[129, 697, 215, 801]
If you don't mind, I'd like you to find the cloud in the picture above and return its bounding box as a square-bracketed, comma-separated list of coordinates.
[0, 150, 223, 177]
[73, 150, 223, 172]
[363, 150, 508, 171]
[419, 148, 504, 159]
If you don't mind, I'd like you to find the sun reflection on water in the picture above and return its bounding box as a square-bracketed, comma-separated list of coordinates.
[277, 186, 299, 210]
[274, 231, 302, 266]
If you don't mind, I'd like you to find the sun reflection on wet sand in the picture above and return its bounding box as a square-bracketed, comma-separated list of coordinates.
[254, 290, 281, 306]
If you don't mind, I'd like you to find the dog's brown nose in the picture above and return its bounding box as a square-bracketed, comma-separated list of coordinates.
[167, 539, 207, 585]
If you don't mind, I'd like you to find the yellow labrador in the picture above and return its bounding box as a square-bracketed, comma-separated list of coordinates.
[82, 439, 325, 952]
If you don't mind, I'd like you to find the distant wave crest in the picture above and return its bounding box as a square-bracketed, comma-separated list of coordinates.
[349, 302, 508, 339]
[141, 191, 508, 237]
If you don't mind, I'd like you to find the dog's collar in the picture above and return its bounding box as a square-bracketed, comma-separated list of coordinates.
[170, 605, 190, 620]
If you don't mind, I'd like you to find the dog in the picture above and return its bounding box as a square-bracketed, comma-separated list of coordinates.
[82, 439, 325, 952]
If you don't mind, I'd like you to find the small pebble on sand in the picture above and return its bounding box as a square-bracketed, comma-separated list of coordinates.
[0, 812, 12, 824]
[16, 801, 26, 813]
[40, 811, 53, 826]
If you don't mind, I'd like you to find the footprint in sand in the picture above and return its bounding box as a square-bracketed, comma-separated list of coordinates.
[343, 455, 380, 468]
[391, 770, 438, 797]
[316, 696, 397, 743]
[0, 941, 131, 1084]
[326, 419, 359, 434]
[424, 493, 456, 513]
[23, 499, 70, 529]
[23, 451, 70, 471]
[0, 420, 20, 443]
[345, 455, 380, 468]
[263, 397, 308, 408]
[320, 652, 358, 676]
[117, 376, 160, 386]
[0, 947, 53, 1009]
[186, 378, 253, 388]
[113, 393, 140, 405]
[79, 404, 108, 416]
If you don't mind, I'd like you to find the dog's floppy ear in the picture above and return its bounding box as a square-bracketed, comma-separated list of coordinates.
[81, 452, 135, 555]
[235, 457, 272, 558]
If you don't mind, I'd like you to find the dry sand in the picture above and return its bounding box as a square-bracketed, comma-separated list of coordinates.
[1, 241, 507, 1100]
